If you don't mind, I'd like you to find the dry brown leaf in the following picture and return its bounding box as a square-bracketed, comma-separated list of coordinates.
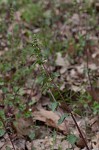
[71, 14, 80, 25]
[31, 136, 72, 150]
[0, 134, 26, 150]
[33, 108, 69, 134]
[91, 132, 99, 149]
[56, 53, 66, 67]
[26, 141, 31, 150]
[75, 137, 86, 149]
[0, 134, 13, 150]
[13, 117, 33, 137]
[0, 51, 5, 56]
[14, 138, 26, 149]
[0, 138, 5, 149]
[87, 87, 99, 102]
[90, 116, 99, 132]
[67, 42, 76, 56]
[55, 53, 70, 74]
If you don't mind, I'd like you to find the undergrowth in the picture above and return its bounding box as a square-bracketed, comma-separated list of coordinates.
[0, 0, 99, 149]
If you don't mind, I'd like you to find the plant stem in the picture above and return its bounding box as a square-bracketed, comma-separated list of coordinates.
[33, 37, 90, 150]
[42, 64, 90, 150]
[86, 48, 93, 90]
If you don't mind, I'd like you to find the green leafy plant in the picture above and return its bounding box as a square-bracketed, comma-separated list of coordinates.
[92, 101, 99, 114]
[21, 2, 44, 25]
[66, 134, 78, 145]
[58, 113, 69, 125]
[0, 1, 97, 150]
[49, 102, 59, 112]
[0, 121, 5, 137]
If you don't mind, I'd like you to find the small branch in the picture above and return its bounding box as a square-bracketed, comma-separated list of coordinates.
[70, 112, 89, 149]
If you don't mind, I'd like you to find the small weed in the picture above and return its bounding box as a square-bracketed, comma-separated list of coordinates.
[0, 0, 98, 149]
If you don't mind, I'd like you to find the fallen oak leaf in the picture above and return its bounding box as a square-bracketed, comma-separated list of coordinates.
[92, 132, 99, 149]
[12, 117, 33, 137]
[87, 87, 99, 103]
[32, 108, 69, 134]
[75, 137, 86, 149]
[90, 116, 99, 132]
[55, 52, 70, 74]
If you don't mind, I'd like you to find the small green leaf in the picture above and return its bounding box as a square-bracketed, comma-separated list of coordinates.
[0, 82, 4, 85]
[19, 88, 25, 96]
[24, 110, 32, 118]
[0, 121, 3, 128]
[66, 134, 77, 145]
[0, 129, 5, 137]
[29, 132, 35, 140]
[29, 98, 36, 106]
[36, 76, 45, 84]
[6, 146, 12, 150]
[58, 113, 68, 125]
[2, 87, 8, 93]
[13, 86, 19, 92]
[0, 110, 5, 120]
[50, 102, 58, 112]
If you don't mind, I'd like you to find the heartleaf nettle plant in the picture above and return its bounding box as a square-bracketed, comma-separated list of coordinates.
[0, 1, 98, 150]
[32, 36, 90, 150]
[0, 25, 90, 149]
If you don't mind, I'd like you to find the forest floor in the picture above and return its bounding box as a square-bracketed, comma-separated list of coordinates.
[0, 0, 99, 149]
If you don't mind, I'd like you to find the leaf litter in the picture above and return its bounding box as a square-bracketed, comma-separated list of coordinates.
[0, 0, 99, 149]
